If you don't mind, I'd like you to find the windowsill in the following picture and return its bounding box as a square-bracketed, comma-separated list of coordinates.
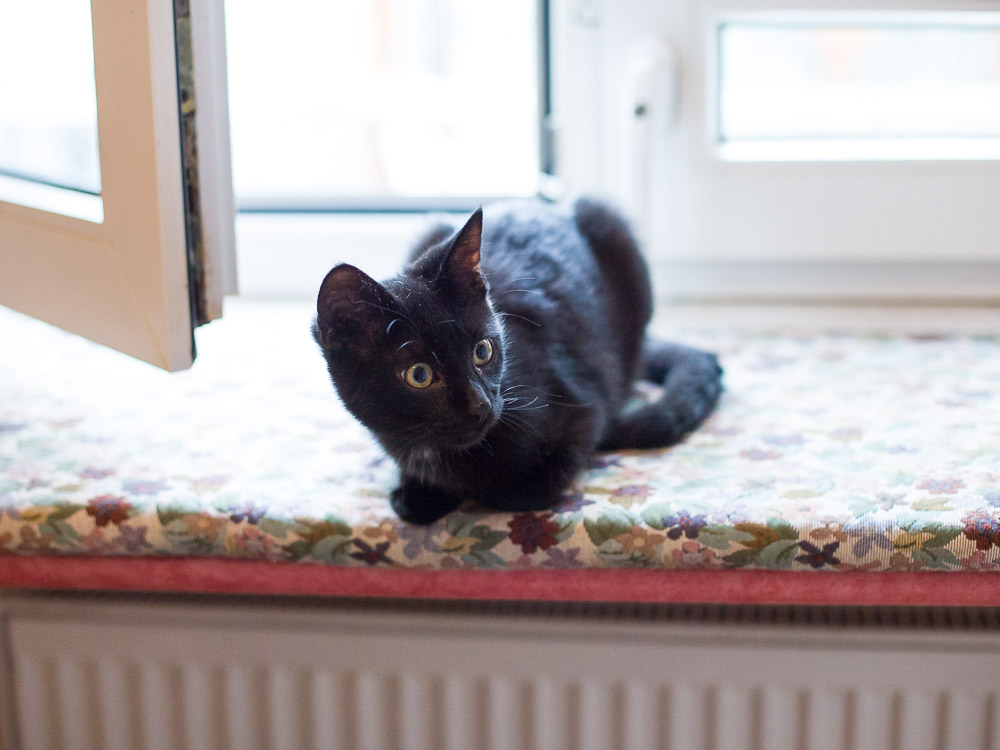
[2, 297, 1000, 605]
[235, 213, 1000, 303]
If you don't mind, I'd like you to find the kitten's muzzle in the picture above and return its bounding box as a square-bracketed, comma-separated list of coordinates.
[467, 383, 493, 423]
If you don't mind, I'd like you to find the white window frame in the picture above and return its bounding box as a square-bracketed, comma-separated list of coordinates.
[185, 0, 1000, 303]
[0, 0, 234, 371]
[551, 0, 1000, 301]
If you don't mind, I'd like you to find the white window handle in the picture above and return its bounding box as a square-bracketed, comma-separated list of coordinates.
[621, 38, 679, 244]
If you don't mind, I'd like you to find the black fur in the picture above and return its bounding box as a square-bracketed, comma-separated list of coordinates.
[313, 199, 722, 524]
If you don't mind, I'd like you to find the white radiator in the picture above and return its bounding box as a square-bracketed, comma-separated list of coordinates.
[4, 597, 1000, 750]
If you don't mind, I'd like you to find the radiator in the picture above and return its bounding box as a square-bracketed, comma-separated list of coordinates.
[5, 597, 1000, 750]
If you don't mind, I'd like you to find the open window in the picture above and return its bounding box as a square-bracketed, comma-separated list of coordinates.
[0, 0, 236, 371]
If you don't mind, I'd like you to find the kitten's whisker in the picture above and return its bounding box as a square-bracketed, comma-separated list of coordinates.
[435, 319, 457, 326]
[496, 312, 541, 327]
[505, 385, 565, 399]
[500, 289, 543, 296]
[398, 340, 414, 350]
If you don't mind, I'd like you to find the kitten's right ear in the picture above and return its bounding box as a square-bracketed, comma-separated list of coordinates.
[315, 264, 395, 352]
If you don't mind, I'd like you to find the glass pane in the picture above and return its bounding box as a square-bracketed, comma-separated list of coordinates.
[225, 0, 540, 206]
[0, 0, 101, 194]
[718, 18, 1000, 157]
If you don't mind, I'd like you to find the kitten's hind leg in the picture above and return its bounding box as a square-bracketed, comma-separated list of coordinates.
[390, 478, 463, 525]
[601, 340, 723, 450]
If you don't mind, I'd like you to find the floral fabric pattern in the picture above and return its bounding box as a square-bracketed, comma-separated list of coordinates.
[1, 305, 999, 573]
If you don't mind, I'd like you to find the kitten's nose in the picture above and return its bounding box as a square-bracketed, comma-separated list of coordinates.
[468, 384, 491, 421]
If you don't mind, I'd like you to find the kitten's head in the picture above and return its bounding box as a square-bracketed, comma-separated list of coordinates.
[313, 209, 505, 456]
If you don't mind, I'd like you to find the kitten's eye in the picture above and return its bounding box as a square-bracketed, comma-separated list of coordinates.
[403, 363, 434, 389]
[473, 339, 494, 366]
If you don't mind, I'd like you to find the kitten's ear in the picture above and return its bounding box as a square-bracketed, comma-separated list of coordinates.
[441, 207, 485, 299]
[315, 264, 395, 352]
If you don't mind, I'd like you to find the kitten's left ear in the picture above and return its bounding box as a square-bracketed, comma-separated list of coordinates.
[314, 263, 396, 353]
[440, 207, 486, 299]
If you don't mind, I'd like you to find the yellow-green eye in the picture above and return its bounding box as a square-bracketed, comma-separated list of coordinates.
[403, 363, 433, 389]
[473, 339, 493, 366]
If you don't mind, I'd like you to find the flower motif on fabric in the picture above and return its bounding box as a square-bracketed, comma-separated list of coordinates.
[615, 526, 667, 557]
[962, 510, 1000, 551]
[960, 550, 1000, 571]
[795, 541, 841, 569]
[229, 526, 278, 560]
[79, 467, 114, 479]
[349, 539, 392, 566]
[508, 512, 560, 554]
[543, 547, 584, 568]
[86, 495, 132, 527]
[116, 524, 153, 554]
[671, 540, 718, 568]
[80, 527, 112, 553]
[917, 478, 966, 495]
[850, 532, 893, 558]
[984, 489, 1000, 508]
[553, 493, 594, 513]
[740, 448, 781, 461]
[229, 503, 268, 524]
[661, 512, 707, 540]
[182, 514, 226, 540]
[762, 434, 804, 447]
[398, 523, 444, 559]
[830, 427, 863, 442]
[18, 526, 54, 553]
[611, 485, 653, 500]
[122, 479, 169, 496]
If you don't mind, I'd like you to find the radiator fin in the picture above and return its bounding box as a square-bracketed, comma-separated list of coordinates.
[10, 631, 1000, 750]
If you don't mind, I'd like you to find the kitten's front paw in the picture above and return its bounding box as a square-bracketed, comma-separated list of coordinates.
[390, 482, 461, 525]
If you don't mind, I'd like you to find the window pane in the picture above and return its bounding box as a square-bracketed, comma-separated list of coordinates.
[226, 0, 540, 206]
[718, 18, 1000, 158]
[0, 1, 101, 194]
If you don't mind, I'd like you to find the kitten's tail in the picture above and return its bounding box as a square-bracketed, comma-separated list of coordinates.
[600, 340, 723, 450]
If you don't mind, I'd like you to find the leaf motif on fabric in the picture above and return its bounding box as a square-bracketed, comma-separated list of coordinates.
[697, 525, 756, 551]
[722, 548, 760, 569]
[584, 508, 636, 547]
[758, 539, 800, 569]
[892, 531, 934, 550]
[732, 521, 797, 551]
[911, 497, 953, 512]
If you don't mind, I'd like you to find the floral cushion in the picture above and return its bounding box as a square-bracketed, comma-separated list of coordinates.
[1, 304, 999, 574]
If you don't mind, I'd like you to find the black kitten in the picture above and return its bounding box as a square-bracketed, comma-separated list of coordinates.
[313, 199, 722, 524]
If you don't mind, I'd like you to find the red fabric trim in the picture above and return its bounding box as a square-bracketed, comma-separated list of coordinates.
[0, 556, 998, 606]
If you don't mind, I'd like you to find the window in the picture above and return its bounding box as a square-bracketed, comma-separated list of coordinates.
[226, 0, 545, 211]
[230, 0, 551, 296]
[0, 0, 235, 370]
[0, 1, 102, 221]
[563, 0, 1000, 299]
[717, 17, 1000, 161]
